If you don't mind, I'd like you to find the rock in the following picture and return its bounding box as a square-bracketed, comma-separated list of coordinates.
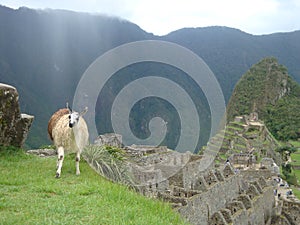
[0, 83, 34, 147]
[94, 133, 123, 148]
[26, 149, 57, 157]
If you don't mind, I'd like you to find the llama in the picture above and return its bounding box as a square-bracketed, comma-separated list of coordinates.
[48, 104, 89, 178]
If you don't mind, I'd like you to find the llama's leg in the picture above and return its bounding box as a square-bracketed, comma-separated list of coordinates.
[75, 151, 81, 175]
[56, 146, 64, 178]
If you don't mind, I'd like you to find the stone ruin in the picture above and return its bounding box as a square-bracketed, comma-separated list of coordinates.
[260, 158, 280, 175]
[0, 83, 34, 147]
[229, 153, 256, 167]
[235, 112, 259, 124]
[94, 133, 123, 148]
[94, 133, 300, 225]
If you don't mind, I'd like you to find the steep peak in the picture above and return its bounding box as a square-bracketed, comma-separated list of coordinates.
[226, 57, 300, 141]
[226, 57, 290, 121]
[231, 57, 293, 109]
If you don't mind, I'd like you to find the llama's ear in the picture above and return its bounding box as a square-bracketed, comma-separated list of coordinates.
[80, 107, 88, 116]
[66, 102, 72, 112]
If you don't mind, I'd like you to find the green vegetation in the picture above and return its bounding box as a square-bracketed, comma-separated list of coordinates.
[83, 145, 133, 186]
[291, 151, 300, 166]
[276, 146, 297, 161]
[265, 95, 300, 141]
[0, 146, 188, 225]
[219, 153, 227, 160]
[292, 188, 300, 199]
[226, 125, 244, 131]
[227, 57, 300, 142]
[280, 147, 300, 187]
[278, 144, 300, 186]
[282, 163, 292, 180]
[288, 140, 300, 148]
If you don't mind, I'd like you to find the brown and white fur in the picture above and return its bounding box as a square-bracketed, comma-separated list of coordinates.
[48, 105, 89, 178]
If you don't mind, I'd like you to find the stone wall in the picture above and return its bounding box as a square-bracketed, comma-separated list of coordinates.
[178, 168, 241, 225]
[85, 137, 298, 225]
[246, 186, 274, 224]
[240, 169, 273, 181]
[0, 83, 34, 147]
[229, 153, 256, 165]
[176, 164, 276, 225]
[281, 199, 300, 224]
[206, 177, 275, 225]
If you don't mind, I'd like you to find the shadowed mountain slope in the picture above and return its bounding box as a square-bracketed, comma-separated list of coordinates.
[0, 5, 299, 148]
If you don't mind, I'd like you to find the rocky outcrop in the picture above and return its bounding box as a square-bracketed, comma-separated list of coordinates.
[26, 149, 56, 157]
[0, 83, 34, 147]
[94, 133, 123, 148]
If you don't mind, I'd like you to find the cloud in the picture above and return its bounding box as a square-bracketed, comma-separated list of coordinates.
[1, 0, 300, 35]
[124, 0, 282, 35]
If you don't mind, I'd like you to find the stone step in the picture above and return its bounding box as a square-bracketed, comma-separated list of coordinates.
[157, 192, 188, 206]
[172, 186, 201, 198]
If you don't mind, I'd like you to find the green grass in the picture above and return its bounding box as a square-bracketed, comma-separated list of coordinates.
[218, 153, 227, 160]
[291, 152, 300, 166]
[292, 169, 300, 184]
[289, 141, 300, 148]
[291, 147, 300, 164]
[286, 147, 300, 188]
[229, 121, 244, 126]
[289, 153, 300, 187]
[224, 130, 234, 136]
[0, 147, 188, 225]
[234, 143, 247, 149]
[293, 169, 300, 177]
[226, 125, 244, 131]
[245, 130, 259, 135]
[292, 188, 300, 199]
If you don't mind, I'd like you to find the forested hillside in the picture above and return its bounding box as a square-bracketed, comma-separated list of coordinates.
[227, 57, 300, 141]
[0, 5, 299, 148]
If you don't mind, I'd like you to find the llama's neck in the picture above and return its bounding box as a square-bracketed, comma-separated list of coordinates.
[72, 118, 82, 135]
[72, 117, 87, 147]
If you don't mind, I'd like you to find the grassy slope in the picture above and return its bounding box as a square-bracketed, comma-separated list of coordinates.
[0, 149, 188, 225]
[290, 143, 300, 199]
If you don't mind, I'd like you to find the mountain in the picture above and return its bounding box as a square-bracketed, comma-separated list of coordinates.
[164, 27, 300, 100]
[226, 57, 300, 141]
[0, 6, 154, 148]
[0, 5, 300, 148]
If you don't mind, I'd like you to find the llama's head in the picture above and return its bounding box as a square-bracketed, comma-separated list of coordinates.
[67, 103, 88, 128]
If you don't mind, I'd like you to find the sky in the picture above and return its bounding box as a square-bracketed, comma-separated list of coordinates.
[1, 0, 300, 36]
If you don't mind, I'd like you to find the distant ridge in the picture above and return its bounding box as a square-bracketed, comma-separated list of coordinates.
[0, 5, 299, 147]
